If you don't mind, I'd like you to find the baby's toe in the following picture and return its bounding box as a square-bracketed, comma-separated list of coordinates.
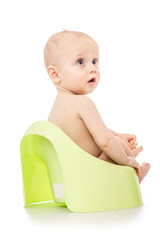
[142, 162, 151, 168]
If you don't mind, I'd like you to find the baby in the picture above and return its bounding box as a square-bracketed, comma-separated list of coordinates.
[44, 30, 150, 183]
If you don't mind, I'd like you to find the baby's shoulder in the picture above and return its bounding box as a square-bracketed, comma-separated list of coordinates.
[73, 95, 95, 112]
[73, 94, 93, 105]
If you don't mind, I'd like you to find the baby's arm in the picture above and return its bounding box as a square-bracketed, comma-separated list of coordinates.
[77, 96, 132, 166]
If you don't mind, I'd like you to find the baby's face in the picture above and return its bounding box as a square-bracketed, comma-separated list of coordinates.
[55, 37, 100, 95]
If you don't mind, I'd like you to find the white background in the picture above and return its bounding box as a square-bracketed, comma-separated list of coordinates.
[0, 0, 160, 239]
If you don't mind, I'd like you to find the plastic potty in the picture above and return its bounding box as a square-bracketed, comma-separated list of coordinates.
[20, 121, 143, 212]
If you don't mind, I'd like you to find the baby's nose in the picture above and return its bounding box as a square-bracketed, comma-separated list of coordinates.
[89, 68, 96, 73]
[88, 64, 97, 73]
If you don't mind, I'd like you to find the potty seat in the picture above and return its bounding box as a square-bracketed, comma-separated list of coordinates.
[20, 121, 143, 212]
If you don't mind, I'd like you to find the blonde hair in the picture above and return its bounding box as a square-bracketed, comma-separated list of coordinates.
[43, 30, 95, 69]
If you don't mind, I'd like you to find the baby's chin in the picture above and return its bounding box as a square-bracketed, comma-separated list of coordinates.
[85, 83, 99, 95]
[74, 87, 97, 95]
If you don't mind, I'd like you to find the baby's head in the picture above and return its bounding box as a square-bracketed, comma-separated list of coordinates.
[44, 30, 100, 95]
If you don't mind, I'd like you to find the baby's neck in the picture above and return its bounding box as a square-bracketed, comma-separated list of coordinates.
[56, 86, 78, 95]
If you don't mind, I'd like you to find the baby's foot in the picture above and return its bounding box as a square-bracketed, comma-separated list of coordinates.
[138, 162, 151, 183]
[132, 146, 143, 157]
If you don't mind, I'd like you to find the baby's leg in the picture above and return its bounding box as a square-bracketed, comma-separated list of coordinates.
[98, 137, 134, 164]
[98, 136, 133, 162]
[98, 151, 115, 164]
[115, 136, 142, 158]
[132, 147, 143, 157]
[98, 136, 151, 183]
[138, 163, 151, 183]
[115, 136, 151, 181]
[115, 136, 135, 158]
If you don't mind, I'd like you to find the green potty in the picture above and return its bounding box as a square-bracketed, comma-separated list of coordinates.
[20, 121, 143, 212]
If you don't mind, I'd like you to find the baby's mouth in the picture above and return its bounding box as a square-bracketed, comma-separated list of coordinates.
[88, 78, 96, 84]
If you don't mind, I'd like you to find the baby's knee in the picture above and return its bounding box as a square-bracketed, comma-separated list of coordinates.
[98, 151, 108, 161]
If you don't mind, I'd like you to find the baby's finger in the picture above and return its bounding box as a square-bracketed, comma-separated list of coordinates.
[129, 141, 133, 149]
[130, 142, 138, 149]
[128, 135, 136, 142]
[132, 142, 138, 149]
[129, 140, 134, 145]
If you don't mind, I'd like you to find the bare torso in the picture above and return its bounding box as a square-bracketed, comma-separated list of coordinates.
[48, 92, 101, 157]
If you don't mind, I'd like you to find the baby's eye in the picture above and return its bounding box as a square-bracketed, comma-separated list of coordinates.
[76, 58, 84, 65]
[92, 58, 98, 65]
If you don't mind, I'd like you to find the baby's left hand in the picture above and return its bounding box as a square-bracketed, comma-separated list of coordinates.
[119, 133, 137, 149]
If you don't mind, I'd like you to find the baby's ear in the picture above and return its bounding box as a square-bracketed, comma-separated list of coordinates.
[47, 65, 61, 84]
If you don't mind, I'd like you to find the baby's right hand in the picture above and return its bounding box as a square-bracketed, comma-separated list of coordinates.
[118, 133, 138, 150]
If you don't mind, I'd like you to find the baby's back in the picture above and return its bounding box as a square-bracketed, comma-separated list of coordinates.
[48, 92, 101, 157]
